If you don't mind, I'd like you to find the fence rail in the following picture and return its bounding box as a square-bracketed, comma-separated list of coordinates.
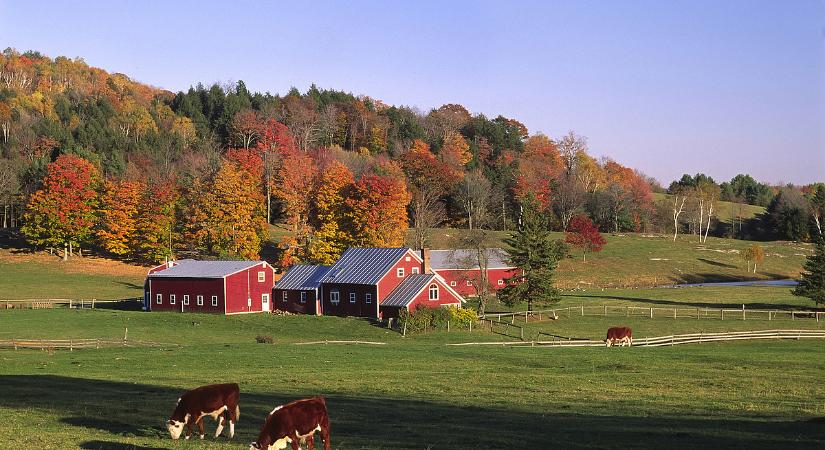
[482, 305, 824, 323]
[293, 340, 387, 345]
[447, 329, 825, 348]
[0, 338, 172, 350]
[1, 298, 140, 310]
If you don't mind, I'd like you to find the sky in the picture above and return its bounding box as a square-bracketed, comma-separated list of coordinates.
[1, 0, 823, 185]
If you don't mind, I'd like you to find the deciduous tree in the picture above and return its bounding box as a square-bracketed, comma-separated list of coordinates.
[565, 215, 606, 261]
[97, 179, 142, 256]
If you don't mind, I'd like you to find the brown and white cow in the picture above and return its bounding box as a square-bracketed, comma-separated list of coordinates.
[250, 396, 331, 450]
[167, 383, 240, 440]
[605, 326, 632, 347]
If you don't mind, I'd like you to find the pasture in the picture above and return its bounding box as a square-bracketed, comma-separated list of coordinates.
[2, 284, 825, 450]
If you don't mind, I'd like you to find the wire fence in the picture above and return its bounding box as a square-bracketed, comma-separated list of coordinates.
[482, 305, 824, 323]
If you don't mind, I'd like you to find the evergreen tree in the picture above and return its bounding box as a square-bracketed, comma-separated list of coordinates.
[498, 196, 564, 311]
[793, 237, 825, 306]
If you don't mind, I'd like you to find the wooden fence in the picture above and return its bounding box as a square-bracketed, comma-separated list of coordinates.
[482, 305, 824, 323]
[0, 298, 138, 310]
[446, 329, 825, 348]
[0, 338, 172, 351]
[294, 340, 387, 346]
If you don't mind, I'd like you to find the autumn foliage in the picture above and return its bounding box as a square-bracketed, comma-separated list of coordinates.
[565, 215, 607, 261]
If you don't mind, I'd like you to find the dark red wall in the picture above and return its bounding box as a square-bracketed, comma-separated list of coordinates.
[225, 263, 275, 314]
[149, 278, 225, 313]
[320, 283, 379, 318]
[434, 268, 514, 296]
[273, 289, 318, 315]
[377, 251, 424, 301]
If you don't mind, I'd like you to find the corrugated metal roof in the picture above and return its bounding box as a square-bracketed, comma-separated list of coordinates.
[320, 248, 410, 285]
[275, 265, 331, 291]
[381, 274, 436, 307]
[429, 249, 512, 270]
[148, 260, 265, 278]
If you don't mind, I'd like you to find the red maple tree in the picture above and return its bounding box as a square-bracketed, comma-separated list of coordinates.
[565, 215, 606, 262]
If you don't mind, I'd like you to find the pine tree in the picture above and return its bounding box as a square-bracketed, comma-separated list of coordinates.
[498, 196, 564, 311]
[793, 237, 825, 306]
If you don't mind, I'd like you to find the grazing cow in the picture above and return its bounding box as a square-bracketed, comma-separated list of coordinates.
[605, 327, 633, 347]
[250, 396, 331, 450]
[167, 383, 240, 440]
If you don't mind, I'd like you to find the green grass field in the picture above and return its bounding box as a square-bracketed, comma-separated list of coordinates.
[2, 283, 825, 450]
[0, 258, 146, 300]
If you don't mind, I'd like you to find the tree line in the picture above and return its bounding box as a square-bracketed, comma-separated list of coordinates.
[1, 48, 822, 265]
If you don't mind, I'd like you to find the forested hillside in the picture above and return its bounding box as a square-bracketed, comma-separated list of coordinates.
[1, 48, 822, 265]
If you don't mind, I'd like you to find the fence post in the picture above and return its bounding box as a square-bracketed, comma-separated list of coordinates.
[673, 308, 677, 319]
[721, 309, 724, 320]
[792, 311, 795, 321]
[511, 315, 515, 325]
[469, 320, 473, 331]
[403, 321, 407, 337]
[768, 311, 771, 321]
[742, 304, 745, 321]
[13, 338, 16, 350]
[525, 311, 528, 322]
[697, 308, 700, 320]
[520, 327, 524, 341]
[603, 305, 607, 316]
[447, 321, 450, 332]
[581, 305, 584, 316]
[92, 299, 96, 309]
[69, 299, 72, 309]
[817, 312, 820, 323]
[70, 340, 73, 351]
[649, 308, 653, 319]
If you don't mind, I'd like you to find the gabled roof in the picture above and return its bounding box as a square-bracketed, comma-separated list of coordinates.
[381, 274, 437, 307]
[275, 265, 331, 291]
[148, 260, 266, 278]
[320, 248, 413, 285]
[429, 249, 512, 270]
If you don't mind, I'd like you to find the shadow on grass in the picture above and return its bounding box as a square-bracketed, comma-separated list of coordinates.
[697, 258, 737, 268]
[1, 375, 824, 449]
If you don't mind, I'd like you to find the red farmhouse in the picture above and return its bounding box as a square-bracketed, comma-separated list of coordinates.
[429, 249, 515, 297]
[145, 259, 275, 315]
[317, 247, 464, 319]
[272, 264, 331, 315]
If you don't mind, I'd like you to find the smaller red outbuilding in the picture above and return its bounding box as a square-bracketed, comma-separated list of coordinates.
[429, 249, 516, 296]
[145, 259, 275, 315]
[272, 264, 331, 315]
[379, 273, 464, 319]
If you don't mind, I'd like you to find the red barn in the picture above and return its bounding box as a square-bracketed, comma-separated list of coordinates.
[429, 249, 516, 297]
[318, 247, 464, 319]
[272, 265, 331, 315]
[144, 259, 275, 315]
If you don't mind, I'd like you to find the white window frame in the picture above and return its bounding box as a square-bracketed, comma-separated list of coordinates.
[349, 293, 356, 303]
[428, 284, 439, 301]
[156, 294, 162, 304]
[211, 295, 218, 306]
[183, 295, 190, 305]
[405, 256, 411, 262]
[197, 295, 204, 306]
[330, 290, 340, 305]
[258, 271, 266, 282]
[411, 267, 419, 274]
[450, 281, 457, 287]
[262, 293, 269, 305]
[466, 280, 473, 286]
[365, 293, 372, 304]
[169, 294, 176, 305]
[283, 291, 288, 302]
[498, 279, 504, 286]
[300, 292, 307, 304]
[397, 268, 405, 277]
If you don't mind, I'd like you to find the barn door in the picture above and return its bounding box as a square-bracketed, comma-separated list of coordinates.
[261, 294, 270, 312]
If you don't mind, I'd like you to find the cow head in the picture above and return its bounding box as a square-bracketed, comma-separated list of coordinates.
[167, 419, 185, 440]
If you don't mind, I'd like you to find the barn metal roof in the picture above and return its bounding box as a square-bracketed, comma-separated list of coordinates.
[274, 265, 331, 291]
[381, 274, 436, 307]
[320, 247, 411, 285]
[429, 249, 512, 270]
[148, 260, 265, 278]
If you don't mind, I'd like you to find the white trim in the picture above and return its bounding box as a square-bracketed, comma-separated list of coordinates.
[450, 281, 457, 287]
[282, 291, 288, 302]
[197, 295, 204, 306]
[396, 267, 405, 277]
[258, 271, 266, 282]
[349, 292, 356, 303]
[261, 293, 269, 311]
[183, 295, 190, 305]
[169, 294, 176, 305]
[156, 293, 162, 304]
[300, 292, 307, 304]
[411, 267, 419, 274]
[428, 284, 439, 301]
[212, 295, 218, 307]
[330, 290, 340, 305]
[365, 293, 372, 304]
[432, 272, 466, 304]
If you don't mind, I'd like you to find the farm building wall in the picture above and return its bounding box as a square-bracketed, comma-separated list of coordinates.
[380, 278, 462, 319]
[149, 278, 225, 313]
[320, 283, 379, 318]
[225, 263, 275, 314]
[376, 251, 425, 303]
[273, 289, 318, 315]
[434, 267, 515, 296]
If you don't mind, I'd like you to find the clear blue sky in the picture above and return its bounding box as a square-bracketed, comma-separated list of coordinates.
[1, 0, 823, 185]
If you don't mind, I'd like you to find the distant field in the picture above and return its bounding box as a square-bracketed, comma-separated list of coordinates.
[1, 293, 824, 449]
[652, 192, 766, 223]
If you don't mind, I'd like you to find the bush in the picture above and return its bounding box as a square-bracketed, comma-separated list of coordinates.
[448, 306, 478, 325]
[255, 335, 273, 344]
[398, 306, 471, 333]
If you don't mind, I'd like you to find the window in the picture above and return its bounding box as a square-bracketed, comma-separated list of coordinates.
[498, 279, 504, 286]
[428, 284, 439, 301]
[450, 281, 457, 287]
[156, 294, 162, 304]
[183, 295, 190, 305]
[300, 292, 307, 304]
[258, 271, 266, 282]
[169, 294, 176, 305]
[466, 280, 473, 286]
[365, 293, 372, 304]
[262, 294, 269, 305]
[411, 267, 419, 274]
[283, 291, 288, 302]
[330, 290, 340, 305]
[397, 268, 405, 277]
[349, 293, 356, 303]
[197, 295, 204, 306]
[211, 295, 218, 306]
[405, 256, 411, 262]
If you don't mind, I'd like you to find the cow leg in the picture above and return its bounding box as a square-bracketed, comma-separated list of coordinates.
[215, 415, 225, 438]
[185, 420, 193, 440]
[197, 417, 205, 439]
[320, 420, 331, 450]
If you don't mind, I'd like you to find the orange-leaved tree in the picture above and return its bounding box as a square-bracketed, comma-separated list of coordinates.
[133, 180, 178, 263]
[22, 154, 100, 258]
[345, 160, 411, 248]
[97, 179, 143, 257]
[306, 159, 354, 264]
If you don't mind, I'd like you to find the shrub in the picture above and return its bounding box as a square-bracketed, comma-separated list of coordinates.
[255, 335, 273, 344]
[448, 306, 478, 325]
[398, 306, 470, 333]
